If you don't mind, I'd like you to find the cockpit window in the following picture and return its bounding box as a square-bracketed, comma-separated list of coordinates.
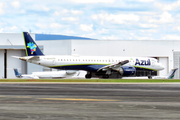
[152, 59, 158, 63]
[155, 59, 159, 63]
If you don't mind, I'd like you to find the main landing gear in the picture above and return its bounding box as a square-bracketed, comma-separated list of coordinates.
[85, 72, 110, 79]
[102, 74, 109, 79]
[85, 72, 92, 79]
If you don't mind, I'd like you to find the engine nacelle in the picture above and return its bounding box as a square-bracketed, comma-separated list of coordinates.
[118, 66, 136, 76]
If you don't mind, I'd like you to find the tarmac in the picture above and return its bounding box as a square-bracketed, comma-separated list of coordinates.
[0, 83, 180, 120]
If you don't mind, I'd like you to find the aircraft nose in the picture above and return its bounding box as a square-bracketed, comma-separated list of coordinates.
[159, 63, 165, 70]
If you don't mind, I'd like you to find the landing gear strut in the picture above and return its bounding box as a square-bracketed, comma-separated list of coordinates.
[102, 70, 111, 79]
[148, 71, 152, 79]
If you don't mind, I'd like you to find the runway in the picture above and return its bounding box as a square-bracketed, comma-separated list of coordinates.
[0, 83, 180, 120]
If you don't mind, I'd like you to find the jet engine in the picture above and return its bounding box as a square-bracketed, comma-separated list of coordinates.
[118, 66, 136, 76]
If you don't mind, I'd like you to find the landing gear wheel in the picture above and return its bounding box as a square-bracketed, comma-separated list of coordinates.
[85, 74, 92, 79]
[102, 74, 109, 79]
[148, 76, 152, 79]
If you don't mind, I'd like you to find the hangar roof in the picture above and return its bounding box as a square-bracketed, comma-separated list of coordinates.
[35, 34, 95, 41]
[0, 45, 43, 50]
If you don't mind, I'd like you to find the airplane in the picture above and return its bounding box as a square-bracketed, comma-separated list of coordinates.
[12, 32, 164, 79]
[13, 68, 87, 79]
[122, 68, 178, 79]
[152, 68, 178, 79]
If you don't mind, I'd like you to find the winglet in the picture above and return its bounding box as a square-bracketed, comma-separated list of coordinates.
[23, 32, 44, 56]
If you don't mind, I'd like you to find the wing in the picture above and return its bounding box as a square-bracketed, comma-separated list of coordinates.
[97, 60, 129, 72]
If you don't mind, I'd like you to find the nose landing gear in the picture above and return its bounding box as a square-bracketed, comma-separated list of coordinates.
[148, 71, 152, 79]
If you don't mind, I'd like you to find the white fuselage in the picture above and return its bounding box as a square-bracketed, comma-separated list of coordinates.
[23, 55, 164, 72]
[19, 70, 87, 79]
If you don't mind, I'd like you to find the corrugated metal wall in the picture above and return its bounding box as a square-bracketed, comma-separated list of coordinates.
[173, 51, 180, 79]
[7, 50, 27, 78]
[0, 50, 4, 78]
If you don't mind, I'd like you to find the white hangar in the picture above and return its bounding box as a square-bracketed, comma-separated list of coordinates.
[0, 33, 180, 79]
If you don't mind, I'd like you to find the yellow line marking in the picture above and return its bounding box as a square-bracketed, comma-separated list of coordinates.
[0, 95, 5, 97]
[38, 98, 118, 101]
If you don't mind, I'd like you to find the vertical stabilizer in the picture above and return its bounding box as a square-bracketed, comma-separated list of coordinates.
[13, 68, 22, 78]
[167, 68, 178, 79]
[23, 32, 44, 56]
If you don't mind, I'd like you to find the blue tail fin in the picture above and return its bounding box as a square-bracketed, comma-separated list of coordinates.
[23, 32, 44, 56]
[13, 68, 22, 78]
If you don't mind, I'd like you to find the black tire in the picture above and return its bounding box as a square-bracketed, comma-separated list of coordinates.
[102, 74, 109, 79]
[148, 76, 152, 79]
[85, 74, 91, 79]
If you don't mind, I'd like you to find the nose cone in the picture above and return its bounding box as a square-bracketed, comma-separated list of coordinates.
[159, 63, 165, 70]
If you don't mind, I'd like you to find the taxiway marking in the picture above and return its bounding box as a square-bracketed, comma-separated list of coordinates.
[38, 98, 118, 101]
[0, 95, 118, 101]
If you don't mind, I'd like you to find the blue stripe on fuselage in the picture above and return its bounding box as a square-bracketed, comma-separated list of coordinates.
[50, 65, 156, 72]
[50, 65, 106, 72]
[135, 67, 155, 72]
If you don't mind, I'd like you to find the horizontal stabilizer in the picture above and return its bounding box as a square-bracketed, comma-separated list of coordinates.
[12, 56, 40, 61]
[12, 56, 20, 59]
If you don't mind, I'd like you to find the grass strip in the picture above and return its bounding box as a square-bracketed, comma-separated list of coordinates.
[0, 79, 180, 83]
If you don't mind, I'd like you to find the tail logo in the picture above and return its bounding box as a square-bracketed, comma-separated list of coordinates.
[27, 42, 37, 54]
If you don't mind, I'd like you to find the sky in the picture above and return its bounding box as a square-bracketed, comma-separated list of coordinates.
[1, 0, 180, 40]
